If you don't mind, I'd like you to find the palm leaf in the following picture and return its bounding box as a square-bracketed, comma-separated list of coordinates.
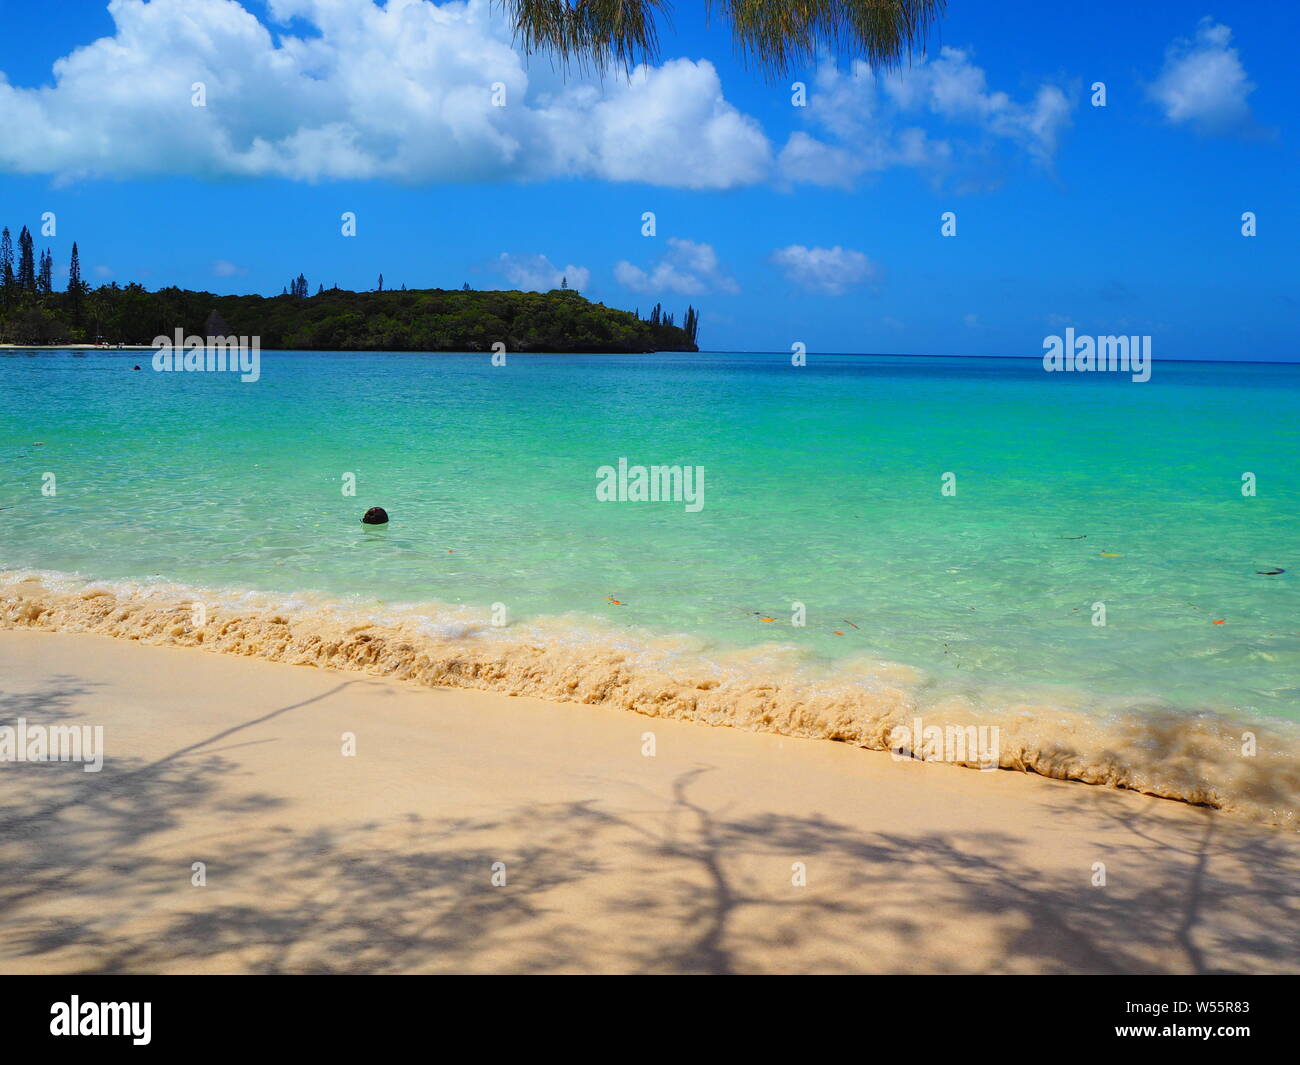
[500, 0, 669, 73]
[498, 0, 946, 76]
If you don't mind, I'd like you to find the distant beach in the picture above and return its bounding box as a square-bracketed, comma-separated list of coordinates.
[0, 343, 155, 349]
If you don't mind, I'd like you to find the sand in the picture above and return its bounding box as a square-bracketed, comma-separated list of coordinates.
[1, 627, 1296, 974]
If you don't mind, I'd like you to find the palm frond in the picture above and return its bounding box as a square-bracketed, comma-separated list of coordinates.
[499, 0, 669, 73]
[720, 0, 947, 77]
[500, 0, 945, 76]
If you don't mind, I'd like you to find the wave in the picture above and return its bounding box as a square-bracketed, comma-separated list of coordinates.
[2, 568, 1296, 827]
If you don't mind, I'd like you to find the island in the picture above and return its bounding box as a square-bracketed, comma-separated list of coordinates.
[0, 276, 700, 353]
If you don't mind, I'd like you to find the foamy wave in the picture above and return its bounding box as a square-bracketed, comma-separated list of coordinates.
[2, 569, 1296, 826]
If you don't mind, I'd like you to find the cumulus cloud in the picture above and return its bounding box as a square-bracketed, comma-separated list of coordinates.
[496, 253, 589, 292]
[1148, 19, 1259, 135]
[777, 49, 1070, 188]
[0, 0, 770, 187]
[615, 238, 738, 296]
[0, 0, 1088, 195]
[770, 244, 878, 295]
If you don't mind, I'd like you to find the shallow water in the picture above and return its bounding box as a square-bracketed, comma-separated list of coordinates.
[2, 348, 1298, 722]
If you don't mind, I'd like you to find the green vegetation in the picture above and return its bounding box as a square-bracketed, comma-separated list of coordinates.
[0, 224, 700, 352]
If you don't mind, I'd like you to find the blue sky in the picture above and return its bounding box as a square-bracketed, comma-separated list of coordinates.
[0, 0, 1295, 358]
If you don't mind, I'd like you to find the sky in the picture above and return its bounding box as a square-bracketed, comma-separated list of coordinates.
[0, 0, 1295, 359]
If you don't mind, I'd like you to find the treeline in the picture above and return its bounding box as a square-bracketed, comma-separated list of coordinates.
[0, 228, 701, 353]
[1, 225, 87, 326]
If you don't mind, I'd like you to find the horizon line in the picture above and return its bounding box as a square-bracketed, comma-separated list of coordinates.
[700, 350, 1300, 366]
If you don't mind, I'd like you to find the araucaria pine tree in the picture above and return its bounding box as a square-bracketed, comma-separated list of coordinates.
[67, 242, 84, 321]
[17, 226, 36, 295]
[0, 228, 13, 308]
[683, 305, 699, 345]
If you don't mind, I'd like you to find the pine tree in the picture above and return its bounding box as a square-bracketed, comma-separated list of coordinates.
[377, 274, 384, 292]
[17, 226, 36, 295]
[67, 242, 84, 321]
[38, 249, 53, 295]
[0, 228, 13, 307]
[683, 305, 699, 344]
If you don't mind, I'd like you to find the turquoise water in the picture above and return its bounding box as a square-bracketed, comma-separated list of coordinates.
[3, 349, 1298, 722]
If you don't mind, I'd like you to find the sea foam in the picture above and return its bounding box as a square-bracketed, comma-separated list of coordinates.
[2, 569, 1296, 827]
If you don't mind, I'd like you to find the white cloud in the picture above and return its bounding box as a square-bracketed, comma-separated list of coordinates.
[770, 244, 879, 296]
[0, 0, 769, 188]
[777, 50, 1069, 188]
[1148, 19, 1258, 134]
[884, 49, 1071, 163]
[615, 238, 738, 296]
[0, 0, 1087, 196]
[212, 259, 245, 277]
[496, 253, 589, 292]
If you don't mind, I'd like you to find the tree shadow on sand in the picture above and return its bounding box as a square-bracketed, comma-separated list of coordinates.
[1, 678, 1297, 974]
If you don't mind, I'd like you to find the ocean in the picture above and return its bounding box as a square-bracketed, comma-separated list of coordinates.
[3, 348, 1298, 819]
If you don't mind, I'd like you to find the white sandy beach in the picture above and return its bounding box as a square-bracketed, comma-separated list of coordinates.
[1, 627, 1296, 975]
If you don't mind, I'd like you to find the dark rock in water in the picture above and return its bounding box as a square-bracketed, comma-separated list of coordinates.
[133, 365, 141, 370]
[361, 506, 389, 525]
